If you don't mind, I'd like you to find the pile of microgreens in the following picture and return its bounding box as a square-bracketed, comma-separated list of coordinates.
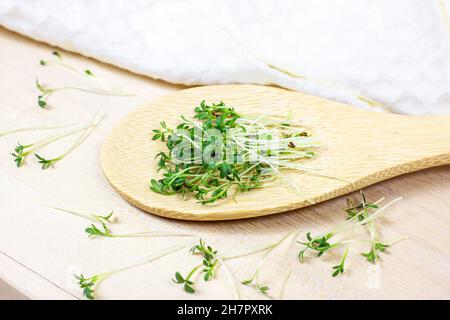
[11, 114, 104, 169]
[298, 191, 407, 277]
[75, 245, 184, 300]
[151, 101, 318, 204]
[37, 51, 133, 109]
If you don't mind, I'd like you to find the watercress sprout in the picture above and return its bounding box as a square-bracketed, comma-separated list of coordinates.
[151, 101, 318, 204]
[47, 206, 115, 225]
[35, 78, 133, 109]
[47, 206, 194, 239]
[241, 232, 295, 296]
[173, 239, 219, 293]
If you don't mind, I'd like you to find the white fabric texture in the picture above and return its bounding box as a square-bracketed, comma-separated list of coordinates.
[0, 0, 449, 114]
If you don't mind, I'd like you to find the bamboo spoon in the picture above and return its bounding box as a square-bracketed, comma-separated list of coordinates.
[101, 85, 450, 221]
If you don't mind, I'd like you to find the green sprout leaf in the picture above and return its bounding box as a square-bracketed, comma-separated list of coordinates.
[173, 239, 220, 294]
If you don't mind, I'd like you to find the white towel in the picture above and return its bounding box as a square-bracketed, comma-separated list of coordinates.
[1, 0, 449, 114]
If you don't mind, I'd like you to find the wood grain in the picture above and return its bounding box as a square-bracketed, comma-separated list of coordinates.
[101, 85, 450, 220]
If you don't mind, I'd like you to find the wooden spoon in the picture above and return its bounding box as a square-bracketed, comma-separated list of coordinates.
[101, 85, 450, 221]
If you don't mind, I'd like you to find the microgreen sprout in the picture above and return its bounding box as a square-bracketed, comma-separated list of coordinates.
[172, 234, 303, 297]
[332, 246, 349, 277]
[84, 226, 193, 239]
[39, 51, 95, 77]
[151, 101, 318, 204]
[35, 78, 133, 109]
[241, 232, 294, 296]
[75, 245, 184, 300]
[47, 206, 115, 225]
[75, 274, 99, 300]
[173, 268, 199, 294]
[298, 195, 405, 277]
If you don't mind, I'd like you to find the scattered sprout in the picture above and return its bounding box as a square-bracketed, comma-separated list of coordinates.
[11, 115, 102, 168]
[298, 194, 405, 276]
[173, 239, 219, 294]
[75, 245, 184, 300]
[40, 51, 93, 76]
[35, 78, 133, 109]
[241, 232, 294, 296]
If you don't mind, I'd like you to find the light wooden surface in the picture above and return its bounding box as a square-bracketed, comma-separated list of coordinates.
[0, 28, 449, 300]
[102, 85, 450, 221]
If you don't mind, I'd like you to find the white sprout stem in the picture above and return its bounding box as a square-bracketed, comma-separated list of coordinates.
[46, 206, 99, 223]
[354, 197, 403, 227]
[44, 60, 79, 72]
[52, 114, 105, 161]
[26, 125, 98, 154]
[53, 86, 134, 97]
[340, 237, 410, 246]
[0, 123, 78, 138]
[386, 237, 410, 246]
[217, 258, 241, 300]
